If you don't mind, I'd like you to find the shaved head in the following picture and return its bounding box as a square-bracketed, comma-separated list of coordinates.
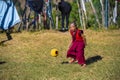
[70, 23, 75, 27]
[70, 22, 77, 27]
[69, 22, 77, 31]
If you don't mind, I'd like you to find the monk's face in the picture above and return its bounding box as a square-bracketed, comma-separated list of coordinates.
[69, 23, 76, 31]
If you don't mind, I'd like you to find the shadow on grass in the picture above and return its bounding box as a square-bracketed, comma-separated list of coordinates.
[59, 30, 68, 32]
[61, 55, 103, 65]
[61, 61, 69, 64]
[0, 30, 13, 45]
[86, 55, 103, 65]
[0, 36, 12, 46]
[0, 40, 9, 46]
[0, 61, 6, 65]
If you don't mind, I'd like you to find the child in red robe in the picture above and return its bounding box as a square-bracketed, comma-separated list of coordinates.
[67, 22, 86, 67]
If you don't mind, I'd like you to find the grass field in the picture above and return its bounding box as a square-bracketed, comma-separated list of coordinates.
[0, 30, 120, 80]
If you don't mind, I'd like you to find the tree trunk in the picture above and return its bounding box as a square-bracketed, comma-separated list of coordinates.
[77, 0, 83, 29]
[55, 0, 59, 30]
[89, 0, 101, 28]
[100, 0, 105, 27]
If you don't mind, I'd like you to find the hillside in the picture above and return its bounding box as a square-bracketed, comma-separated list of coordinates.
[0, 30, 120, 80]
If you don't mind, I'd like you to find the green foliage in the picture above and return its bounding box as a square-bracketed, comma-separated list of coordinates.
[85, 2, 97, 29]
[117, 2, 120, 28]
[108, 25, 119, 30]
[109, 0, 115, 7]
[92, 0, 102, 22]
[69, 2, 80, 27]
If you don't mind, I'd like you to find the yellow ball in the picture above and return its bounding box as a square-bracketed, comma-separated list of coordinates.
[51, 49, 58, 57]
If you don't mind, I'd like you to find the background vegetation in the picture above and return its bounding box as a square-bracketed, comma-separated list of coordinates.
[14, 0, 120, 30]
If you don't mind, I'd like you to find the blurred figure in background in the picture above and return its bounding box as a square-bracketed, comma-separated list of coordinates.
[0, 0, 20, 42]
[58, 0, 72, 31]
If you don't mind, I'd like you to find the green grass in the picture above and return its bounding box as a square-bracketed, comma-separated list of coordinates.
[0, 30, 120, 80]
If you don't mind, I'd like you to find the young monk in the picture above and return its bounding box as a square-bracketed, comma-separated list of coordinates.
[67, 22, 86, 67]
